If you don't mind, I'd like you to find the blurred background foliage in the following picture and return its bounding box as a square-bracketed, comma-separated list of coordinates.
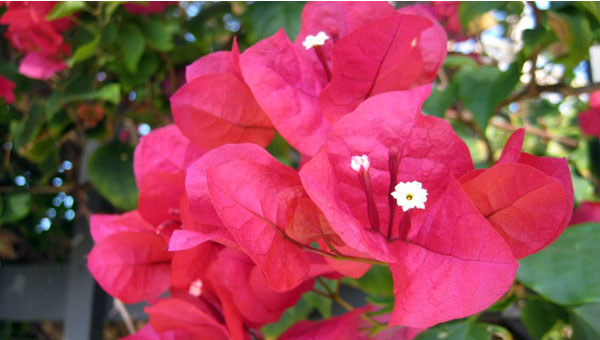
[0, 1, 600, 340]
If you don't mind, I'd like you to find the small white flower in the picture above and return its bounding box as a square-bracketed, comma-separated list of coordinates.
[391, 180, 428, 212]
[351, 155, 370, 172]
[188, 279, 203, 297]
[302, 31, 330, 50]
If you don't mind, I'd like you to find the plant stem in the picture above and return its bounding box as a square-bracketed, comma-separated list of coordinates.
[302, 245, 385, 265]
[314, 278, 386, 331]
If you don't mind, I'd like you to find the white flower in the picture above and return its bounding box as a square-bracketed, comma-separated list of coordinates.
[302, 31, 330, 50]
[188, 279, 203, 297]
[351, 155, 370, 172]
[391, 180, 428, 212]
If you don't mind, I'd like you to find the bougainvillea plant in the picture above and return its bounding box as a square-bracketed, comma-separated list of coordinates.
[4, 1, 600, 340]
[85, 1, 575, 339]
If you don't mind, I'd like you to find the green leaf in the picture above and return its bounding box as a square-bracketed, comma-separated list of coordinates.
[485, 291, 516, 312]
[118, 23, 145, 72]
[142, 18, 177, 52]
[68, 36, 100, 65]
[303, 291, 332, 318]
[581, 2, 600, 23]
[102, 22, 118, 47]
[260, 295, 313, 339]
[415, 319, 512, 340]
[85, 83, 121, 104]
[423, 83, 458, 118]
[517, 223, 600, 305]
[0, 103, 20, 124]
[10, 105, 45, 153]
[267, 133, 292, 167]
[46, 1, 87, 20]
[0, 192, 31, 224]
[87, 142, 138, 210]
[45, 84, 121, 119]
[47, 110, 73, 137]
[35, 147, 60, 181]
[104, 1, 123, 20]
[444, 55, 479, 69]
[116, 54, 159, 91]
[458, 2, 499, 30]
[355, 265, 393, 299]
[571, 303, 600, 340]
[521, 299, 569, 339]
[522, 26, 552, 57]
[24, 137, 57, 164]
[572, 173, 595, 204]
[547, 11, 592, 67]
[456, 63, 520, 130]
[456, 66, 500, 129]
[243, 2, 304, 42]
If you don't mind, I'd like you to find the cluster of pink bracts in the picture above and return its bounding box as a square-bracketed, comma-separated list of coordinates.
[87, 2, 573, 340]
[0, 1, 175, 81]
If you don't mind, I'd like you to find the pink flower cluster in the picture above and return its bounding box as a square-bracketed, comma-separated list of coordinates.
[87, 2, 573, 339]
[0, 1, 72, 80]
[0, 1, 177, 82]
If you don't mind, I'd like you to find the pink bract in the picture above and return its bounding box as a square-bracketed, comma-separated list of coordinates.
[171, 40, 275, 149]
[463, 129, 573, 258]
[570, 201, 600, 225]
[579, 108, 600, 137]
[432, 2, 463, 36]
[89, 210, 155, 242]
[388, 177, 517, 327]
[177, 143, 291, 248]
[206, 157, 324, 292]
[278, 309, 367, 340]
[18, 52, 67, 80]
[240, 30, 330, 156]
[207, 247, 312, 327]
[145, 298, 232, 340]
[121, 324, 188, 340]
[0, 75, 16, 103]
[87, 231, 171, 303]
[133, 125, 206, 226]
[579, 91, 600, 137]
[318, 14, 436, 122]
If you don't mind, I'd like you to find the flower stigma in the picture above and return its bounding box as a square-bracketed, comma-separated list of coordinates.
[391, 181, 428, 212]
[188, 279, 203, 297]
[302, 31, 330, 50]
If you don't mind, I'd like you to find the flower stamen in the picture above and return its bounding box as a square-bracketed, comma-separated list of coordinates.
[188, 279, 203, 297]
[351, 154, 370, 172]
[351, 155, 381, 232]
[386, 147, 399, 240]
[302, 31, 330, 50]
[303, 31, 332, 80]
